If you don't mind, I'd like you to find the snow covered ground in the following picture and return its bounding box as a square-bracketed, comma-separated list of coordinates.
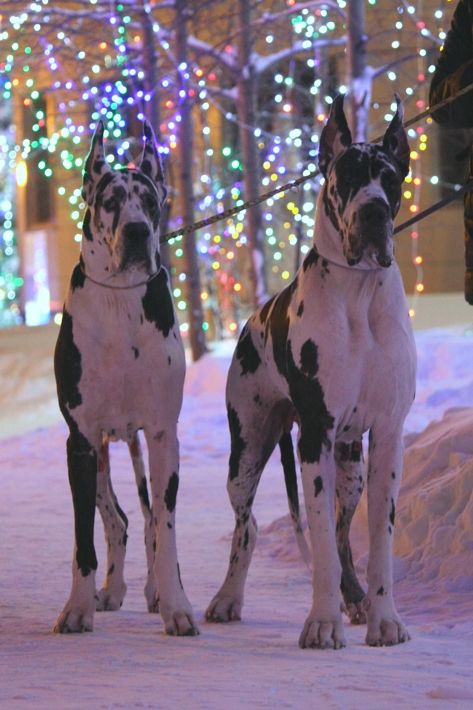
[1, 315, 473, 709]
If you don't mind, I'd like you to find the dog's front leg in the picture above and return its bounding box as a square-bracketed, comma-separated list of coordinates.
[54, 432, 98, 633]
[299, 445, 345, 650]
[365, 426, 409, 646]
[145, 428, 198, 636]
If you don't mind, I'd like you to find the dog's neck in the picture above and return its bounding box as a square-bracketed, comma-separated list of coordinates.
[313, 188, 387, 272]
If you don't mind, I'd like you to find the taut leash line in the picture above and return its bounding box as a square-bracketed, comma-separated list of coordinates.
[159, 82, 473, 245]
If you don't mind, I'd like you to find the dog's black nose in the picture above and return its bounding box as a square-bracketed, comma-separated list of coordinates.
[123, 222, 150, 243]
[359, 200, 390, 231]
[121, 222, 151, 269]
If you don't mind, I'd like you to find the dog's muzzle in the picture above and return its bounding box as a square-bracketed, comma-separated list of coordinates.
[356, 199, 393, 268]
[121, 222, 153, 270]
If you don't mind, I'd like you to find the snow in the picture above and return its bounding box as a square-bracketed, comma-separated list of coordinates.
[1, 319, 473, 709]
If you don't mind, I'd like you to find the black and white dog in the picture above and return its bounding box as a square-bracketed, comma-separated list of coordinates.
[54, 122, 198, 636]
[206, 95, 416, 649]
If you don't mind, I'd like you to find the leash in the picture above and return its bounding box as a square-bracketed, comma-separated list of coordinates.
[159, 81, 473, 245]
[394, 179, 473, 235]
[79, 262, 162, 290]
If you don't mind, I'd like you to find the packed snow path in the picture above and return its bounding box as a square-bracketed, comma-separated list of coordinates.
[1, 324, 472, 709]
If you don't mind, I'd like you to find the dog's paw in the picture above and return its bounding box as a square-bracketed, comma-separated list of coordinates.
[144, 577, 160, 613]
[205, 596, 242, 623]
[298, 615, 346, 650]
[365, 616, 410, 646]
[164, 611, 199, 637]
[345, 601, 367, 625]
[95, 585, 126, 612]
[147, 595, 160, 614]
[53, 605, 94, 634]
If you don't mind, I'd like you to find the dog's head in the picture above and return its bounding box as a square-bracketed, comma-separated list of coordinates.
[318, 94, 409, 268]
[81, 121, 167, 277]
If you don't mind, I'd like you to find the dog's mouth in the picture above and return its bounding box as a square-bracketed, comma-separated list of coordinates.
[118, 221, 155, 273]
[346, 201, 394, 268]
[346, 236, 393, 269]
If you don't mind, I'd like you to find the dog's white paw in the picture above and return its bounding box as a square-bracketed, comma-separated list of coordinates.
[299, 614, 346, 650]
[205, 595, 242, 623]
[95, 583, 126, 612]
[144, 576, 160, 613]
[345, 600, 367, 625]
[366, 615, 410, 646]
[160, 593, 199, 636]
[53, 603, 94, 633]
[163, 610, 199, 637]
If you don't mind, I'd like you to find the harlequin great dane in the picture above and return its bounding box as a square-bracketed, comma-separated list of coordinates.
[54, 121, 198, 637]
[206, 95, 416, 649]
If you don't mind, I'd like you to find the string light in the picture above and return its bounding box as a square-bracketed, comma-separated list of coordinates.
[0, 1, 451, 330]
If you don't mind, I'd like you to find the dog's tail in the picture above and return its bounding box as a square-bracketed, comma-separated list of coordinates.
[278, 431, 311, 569]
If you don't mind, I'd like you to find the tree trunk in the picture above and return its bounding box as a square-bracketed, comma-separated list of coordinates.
[347, 0, 370, 142]
[140, 3, 171, 272]
[174, 0, 207, 360]
[236, 0, 268, 308]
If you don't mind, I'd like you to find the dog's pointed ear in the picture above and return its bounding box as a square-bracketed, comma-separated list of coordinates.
[82, 121, 111, 205]
[383, 94, 410, 179]
[139, 121, 167, 205]
[318, 94, 352, 177]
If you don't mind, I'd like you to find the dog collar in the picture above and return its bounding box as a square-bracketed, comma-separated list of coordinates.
[79, 263, 162, 290]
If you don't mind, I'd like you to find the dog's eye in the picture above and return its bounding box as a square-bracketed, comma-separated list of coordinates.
[343, 172, 358, 187]
[104, 196, 118, 211]
[144, 194, 158, 214]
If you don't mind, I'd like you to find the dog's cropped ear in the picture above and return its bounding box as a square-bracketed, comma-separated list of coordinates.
[318, 94, 352, 177]
[82, 121, 112, 205]
[140, 121, 167, 205]
[383, 94, 410, 179]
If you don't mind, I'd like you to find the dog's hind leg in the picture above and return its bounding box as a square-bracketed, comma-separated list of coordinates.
[206, 392, 290, 624]
[95, 435, 128, 611]
[335, 439, 366, 624]
[128, 433, 158, 613]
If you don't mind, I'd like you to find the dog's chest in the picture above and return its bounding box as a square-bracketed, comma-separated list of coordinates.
[67, 288, 185, 438]
[260, 263, 416, 433]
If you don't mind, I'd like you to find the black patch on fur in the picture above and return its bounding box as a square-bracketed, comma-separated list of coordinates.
[82, 209, 94, 241]
[138, 478, 151, 511]
[279, 432, 299, 518]
[54, 310, 82, 414]
[302, 248, 319, 272]
[164, 472, 179, 513]
[235, 324, 261, 375]
[259, 295, 276, 325]
[321, 259, 330, 278]
[267, 278, 298, 376]
[66, 431, 98, 576]
[93, 171, 115, 206]
[286, 340, 334, 464]
[93, 159, 105, 175]
[377, 586, 384, 596]
[71, 262, 86, 291]
[297, 301, 304, 317]
[300, 338, 318, 377]
[142, 269, 175, 336]
[228, 405, 245, 481]
[132, 346, 140, 359]
[108, 564, 115, 576]
[243, 528, 249, 550]
[389, 498, 396, 527]
[314, 475, 323, 497]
